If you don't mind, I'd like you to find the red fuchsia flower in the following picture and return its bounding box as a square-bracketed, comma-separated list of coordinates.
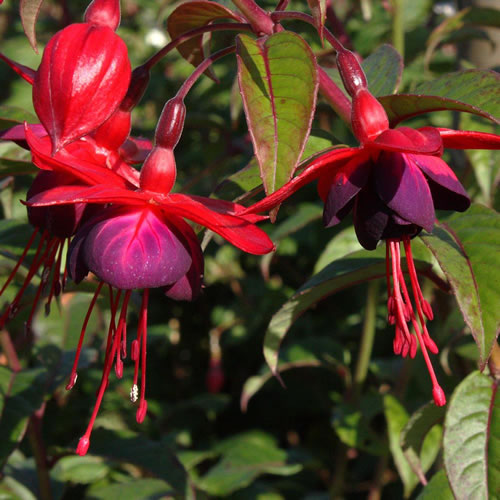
[25, 97, 274, 455]
[242, 49, 500, 406]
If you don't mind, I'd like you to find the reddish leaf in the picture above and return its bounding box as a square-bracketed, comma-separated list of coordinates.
[236, 32, 319, 200]
[167, 1, 242, 80]
[307, 0, 327, 43]
[20, 0, 44, 52]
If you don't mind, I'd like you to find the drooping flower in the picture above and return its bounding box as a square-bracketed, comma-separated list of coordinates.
[25, 97, 274, 454]
[242, 50, 500, 405]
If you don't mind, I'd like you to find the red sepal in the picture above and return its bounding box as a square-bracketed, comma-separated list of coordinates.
[437, 128, 500, 150]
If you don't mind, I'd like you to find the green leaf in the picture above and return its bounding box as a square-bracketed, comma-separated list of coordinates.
[425, 7, 500, 67]
[417, 469, 453, 500]
[362, 44, 403, 96]
[400, 402, 446, 483]
[87, 429, 191, 496]
[420, 205, 500, 368]
[380, 70, 500, 125]
[384, 395, 442, 497]
[213, 129, 337, 202]
[241, 337, 349, 411]
[0, 366, 47, 469]
[167, 1, 241, 80]
[0, 143, 37, 176]
[313, 226, 363, 273]
[332, 394, 385, 455]
[20, 0, 44, 53]
[87, 478, 174, 500]
[197, 431, 301, 496]
[443, 370, 499, 500]
[307, 0, 327, 42]
[263, 245, 435, 374]
[0, 105, 37, 130]
[236, 32, 318, 198]
[51, 455, 110, 484]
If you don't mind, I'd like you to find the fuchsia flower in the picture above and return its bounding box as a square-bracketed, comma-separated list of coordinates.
[243, 50, 500, 406]
[26, 97, 274, 455]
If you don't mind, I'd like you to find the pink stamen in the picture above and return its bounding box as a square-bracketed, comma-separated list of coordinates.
[75, 290, 131, 456]
[66, 282, 104, 390]
[45, 239, 66, 315]
[136, 289, 149, 423]
[0, 227, 39, 296]
[386, 238, 446, 407]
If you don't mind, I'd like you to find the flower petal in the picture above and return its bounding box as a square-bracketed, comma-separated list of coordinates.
[83, 207, 192, 289]
[375, 152, 435, 232]
[368, 127, 443, 155]
[241, 147, 359, 215]
[25, 124, 131, 187]
[353, 188, 390, 250]
[412, 154, 470, 211]
[323, 157, 371, 227]
[165, 193, 275, 255]
[438, 128, 500, 150]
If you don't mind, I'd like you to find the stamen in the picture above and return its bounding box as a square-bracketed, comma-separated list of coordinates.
[0, 227, 39, 296]
[136, 289, 149, 424]
[66, 282, 104, 390]
[75, 290, 131, 456]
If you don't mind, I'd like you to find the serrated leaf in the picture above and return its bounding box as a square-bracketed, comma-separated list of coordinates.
[400, 402, 446, 483]
[167, 1, 241, 80]
[362, 44, 403, 96]
[263, 244, 435, 374]
[197, 431, 301, 496]
[20, 0, 44, 53]
[420, 205, 500, 368]
[307, 0, 327, 42]
[417, 469, 453, 500]
[236, 32, 318, 199]
[443, 371, 499, 500]
[241, 337, 348, 411]
[425, 7, 500, 67]
[0, 366, 47, 469]
[380, 70, 500, 125]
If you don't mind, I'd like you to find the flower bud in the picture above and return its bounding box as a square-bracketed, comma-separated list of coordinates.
[33, 23, 131, 153]
[155, 97, 186, 150]
[84, 0, 121, 30]
[351, 89, 389, 143]
[76, 435, 90, 456]
[121, 65, 151, 112]
[139, 146, 177, 194]
[92, 108, 131, 151]
[336, 49, 367, 97]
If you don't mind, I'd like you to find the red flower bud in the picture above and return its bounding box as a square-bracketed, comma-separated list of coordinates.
[155, 97, 186, 150]
[336, 49, 367, 97]
[351, 89, 389, 143]
[92, 108, 131, 151]
[33, 23, 131, 153]
[139, 146, 177, 194]
[84, 0, 121, 30]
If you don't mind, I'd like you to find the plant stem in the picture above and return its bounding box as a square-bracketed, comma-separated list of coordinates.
[231, 0, 274, 34]
[391, 0, 405, 58]
[28, 407, 53, 500]
[353, 280, 380, 397]
[0, 328, 21, 372]
[318, 68, 352, 126]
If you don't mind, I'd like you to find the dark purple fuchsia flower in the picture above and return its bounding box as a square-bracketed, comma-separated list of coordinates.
[0, 0, 145, 332]
[242, 49, 500, 406]
[26, 96, 274, 455]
